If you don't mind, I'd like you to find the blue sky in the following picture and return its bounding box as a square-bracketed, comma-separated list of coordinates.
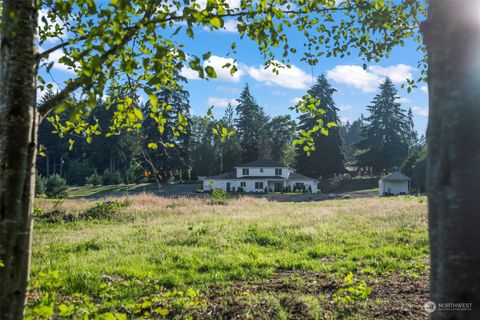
[39, 4, 429, 134]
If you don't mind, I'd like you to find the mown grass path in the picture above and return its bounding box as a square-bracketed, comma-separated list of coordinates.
[28, 195, 429, 319]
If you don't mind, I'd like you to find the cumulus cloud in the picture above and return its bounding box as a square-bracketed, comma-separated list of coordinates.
[327, 64, 415, 92]
[207, 97, 238, 107]
[412, 106, 429, 117]
[40, 47, 77, 74]
[181, 55, 243, 82]
[396, 96, 411, 104]
[247, 62, 312, 90]
[420, 85, 428, 94]
[289, 97, 302, 104]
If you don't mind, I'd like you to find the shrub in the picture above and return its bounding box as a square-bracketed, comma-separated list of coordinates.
[208, 188, 228, 205]
[86, 170, 103, 186]
[35, 174, 46, 197]
[79, 199, 131, 220]
[45, 174, 68, 199]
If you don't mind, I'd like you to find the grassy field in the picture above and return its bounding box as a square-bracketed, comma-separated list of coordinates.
[28, 195, 429, 319]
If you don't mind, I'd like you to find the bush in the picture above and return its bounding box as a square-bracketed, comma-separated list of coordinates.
[86, 170, 103, 186]
[45, 174, 68, 199]
[35, 174, 46, 197]
[208, 188, 228, 205]
[79, 199, 131, 220]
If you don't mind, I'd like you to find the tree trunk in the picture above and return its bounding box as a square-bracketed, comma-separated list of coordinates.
[0, 1, 38, 319]
[422, 1, 480, 318]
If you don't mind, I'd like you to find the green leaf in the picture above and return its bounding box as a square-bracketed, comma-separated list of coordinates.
[210, 17, 221, 28]
[205, 66, 217, 78]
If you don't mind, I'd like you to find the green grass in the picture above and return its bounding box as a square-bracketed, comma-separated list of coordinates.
[28, 195, 429, 319]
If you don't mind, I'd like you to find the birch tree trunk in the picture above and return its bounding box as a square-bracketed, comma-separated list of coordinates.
[422, 1, 480, 318]
[0, 1, 39, 319]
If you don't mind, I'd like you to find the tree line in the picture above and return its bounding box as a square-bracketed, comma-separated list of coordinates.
[37, 75, 424, 190]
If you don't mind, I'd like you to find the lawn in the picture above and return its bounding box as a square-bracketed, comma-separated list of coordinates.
[28, 195, 429, 319]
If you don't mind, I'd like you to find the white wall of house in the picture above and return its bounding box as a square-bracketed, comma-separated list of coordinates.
[235, 167, 291, 179]
[203, 178, 318, 193]
[378, 180, 409, 195]
[203, 179, 268, 192]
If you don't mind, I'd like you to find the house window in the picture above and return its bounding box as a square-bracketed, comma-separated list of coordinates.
[242, 168, 249, 175]
[255, 182, 264, 189]
[260, 168, 264, 173]
[240, 182, 246, 187]
[275, 168, 282, 175]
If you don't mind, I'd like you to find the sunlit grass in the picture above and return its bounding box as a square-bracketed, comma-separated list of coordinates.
[29, 195, 429, 318]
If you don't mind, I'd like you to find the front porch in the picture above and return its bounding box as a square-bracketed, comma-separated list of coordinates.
[267, 179, 285, 192]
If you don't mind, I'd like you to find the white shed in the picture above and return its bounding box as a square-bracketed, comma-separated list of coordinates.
[378, 172, 410, 196]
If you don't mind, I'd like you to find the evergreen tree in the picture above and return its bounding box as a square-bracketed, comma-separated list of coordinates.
[355, 77, 410, 173]
[340, 116, 364, 165]
[140, 82, 191, 181]
[235, 84, 270, 162]
[295, 75, 345, 178]
[216, 104, 242, 172]
[267, 115, 296, 164]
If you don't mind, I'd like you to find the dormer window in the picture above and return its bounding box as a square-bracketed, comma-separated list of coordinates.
[275, 168, 282, 175]
[242, 168, 249, 175]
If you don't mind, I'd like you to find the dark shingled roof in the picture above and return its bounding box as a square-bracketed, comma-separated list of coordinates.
[288, 172, 318, 181]
[234, 159, 285, 168]
[205, 171, 317, 182]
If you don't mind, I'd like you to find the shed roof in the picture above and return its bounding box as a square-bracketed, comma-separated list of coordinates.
[380, 172, 410, 181]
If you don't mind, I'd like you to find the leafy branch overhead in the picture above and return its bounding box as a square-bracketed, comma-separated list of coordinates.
[35, 0, 426, 149]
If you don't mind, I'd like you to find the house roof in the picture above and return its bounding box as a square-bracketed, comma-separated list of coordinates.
[380, 172, 410, 181]
[234, 159, 285, 168]
[288, 172, 318, 182]
[204, 171, 317, 181]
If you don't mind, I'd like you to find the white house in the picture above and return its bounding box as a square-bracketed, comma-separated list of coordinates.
[378, 172, 410, 196]
[202, 159, 318, 193]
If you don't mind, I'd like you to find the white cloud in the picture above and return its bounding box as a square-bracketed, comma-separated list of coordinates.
[412, 106, 429, 117]
[207, 97, 238, 108]
[420, 85, 428, 94]
[338, 104, 352, 111]
[289, 97, 302, 104]
[181, 55, 243, 82]
[396, 96, 411, 104]
[222, 20, 238, 32]
[37, 82, 60, 101]
[367, 64, 414, 84]
[326, 64, 415, 92]
[247, 62, 312, 90]
[180, 66, 200, 80]
[205, 56, 243, 82]
[40, 47, 77, 74]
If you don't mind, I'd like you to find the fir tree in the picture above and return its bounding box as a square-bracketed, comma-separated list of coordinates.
[355, 77, 410, 173]
[295, 75, 345, 178]
[267, 115, 296, 164]
[235, 84, 270, 162]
